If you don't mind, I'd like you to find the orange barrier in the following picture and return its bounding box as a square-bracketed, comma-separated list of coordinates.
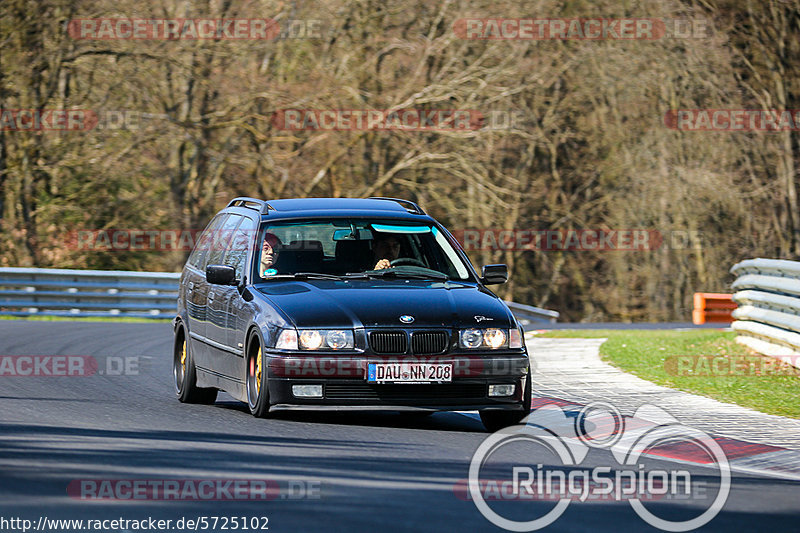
[692, 293, 736, 325]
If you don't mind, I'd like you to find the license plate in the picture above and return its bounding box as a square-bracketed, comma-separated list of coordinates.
[367, 363, 453, 383]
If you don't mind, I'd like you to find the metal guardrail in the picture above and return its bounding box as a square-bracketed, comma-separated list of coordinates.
[504, 301, 559, 325]
[0, 267, 560, 324]
[0, 267, 180, 319]
[730, 258, 800, 358]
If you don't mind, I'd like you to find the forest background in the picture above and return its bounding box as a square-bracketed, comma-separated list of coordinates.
[2, 0, 798, 321]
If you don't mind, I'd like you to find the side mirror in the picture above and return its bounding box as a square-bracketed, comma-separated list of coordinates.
[206, 264, 237, 285]
[481, 264, 508, 285]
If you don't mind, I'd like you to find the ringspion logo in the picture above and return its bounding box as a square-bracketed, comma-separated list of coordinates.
[467, 402, 730, 531]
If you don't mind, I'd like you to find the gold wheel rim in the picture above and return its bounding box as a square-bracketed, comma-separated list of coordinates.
[255, 346, 263, 395]
[181, 340, 187, 373]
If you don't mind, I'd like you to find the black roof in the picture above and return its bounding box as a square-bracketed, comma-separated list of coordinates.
[225, 197, 428, 220]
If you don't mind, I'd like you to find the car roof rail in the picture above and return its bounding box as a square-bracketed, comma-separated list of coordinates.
[367, 197, 426, 215]
[227, 197, 273, 214]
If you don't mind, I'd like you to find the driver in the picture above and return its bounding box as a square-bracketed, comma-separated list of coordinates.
[260, 233, 282, 276]
[372, 233, 401, 270]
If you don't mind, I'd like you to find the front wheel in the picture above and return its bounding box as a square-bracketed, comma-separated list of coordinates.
[174, 327, 218, 405]
[479, 368, 532, 433]
[246, 333, 271, 418]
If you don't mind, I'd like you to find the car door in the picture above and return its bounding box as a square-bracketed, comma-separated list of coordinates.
[204, 214, 242, 375]
[185, 213, 227, 370]
[222, 215, 258, 379]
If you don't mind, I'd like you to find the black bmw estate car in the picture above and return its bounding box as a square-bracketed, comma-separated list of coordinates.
[173, 197, 532, 431]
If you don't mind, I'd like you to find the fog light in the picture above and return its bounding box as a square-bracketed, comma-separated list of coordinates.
[488, 384, 515, 397]
[292, 385, 323, 398]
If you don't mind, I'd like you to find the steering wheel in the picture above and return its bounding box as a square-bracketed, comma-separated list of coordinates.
[390, 257, 427, 268]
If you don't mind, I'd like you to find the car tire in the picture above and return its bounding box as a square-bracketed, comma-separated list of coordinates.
[246, 332, 271, 418]
[174, 326, 218, 405]
[479, 367, 532, 433]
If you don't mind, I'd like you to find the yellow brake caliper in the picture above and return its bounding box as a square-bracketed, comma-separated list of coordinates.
[181, 340, 187, 374]
[255, 346, 263, 395]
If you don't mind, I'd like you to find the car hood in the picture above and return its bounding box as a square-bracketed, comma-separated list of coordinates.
[254, 280, 514, 329]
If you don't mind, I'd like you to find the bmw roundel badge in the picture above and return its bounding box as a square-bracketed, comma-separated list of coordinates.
[399, 315, 415, 324]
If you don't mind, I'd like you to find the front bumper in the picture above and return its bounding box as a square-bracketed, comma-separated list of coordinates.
[266, 352, 530, 410]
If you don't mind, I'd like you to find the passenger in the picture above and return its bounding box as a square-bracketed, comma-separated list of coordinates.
[260, 233, 282, 276]
[372, 233, 401, 270]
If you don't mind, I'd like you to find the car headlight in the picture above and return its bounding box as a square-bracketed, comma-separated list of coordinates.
[460, 329, 483, 348]
[326, 330, 351, 349]
[459, 328, 510, 349]
[298, 329, 354, 350]
[299, 330, 323, 350]
[483, 328, 506, 349]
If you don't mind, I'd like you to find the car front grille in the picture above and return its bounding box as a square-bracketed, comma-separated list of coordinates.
[324, 383, 487, 401]
[369, 331, 408, 354]
[411, 331, 448, 355]
[369, 330, 450, 355]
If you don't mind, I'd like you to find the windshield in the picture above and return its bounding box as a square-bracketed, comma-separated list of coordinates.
[255, 219, 472, 281]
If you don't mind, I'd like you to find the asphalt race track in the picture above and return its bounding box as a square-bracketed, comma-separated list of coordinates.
[1, 321, 799, 532]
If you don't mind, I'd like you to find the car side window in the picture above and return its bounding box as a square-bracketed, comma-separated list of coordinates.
[206, 214, 242, 267]
[223, 216, 256, 280]
[188, 214, 227, 270]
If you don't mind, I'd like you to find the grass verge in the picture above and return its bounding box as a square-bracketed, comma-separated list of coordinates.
[537, 329, 800, 419]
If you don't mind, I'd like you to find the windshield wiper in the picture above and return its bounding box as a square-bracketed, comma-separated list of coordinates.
[342, 272, 371, 279]
[262, 270, 449, 281]
[263, 272, 343, 280]
[362, 268, 449, 281]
